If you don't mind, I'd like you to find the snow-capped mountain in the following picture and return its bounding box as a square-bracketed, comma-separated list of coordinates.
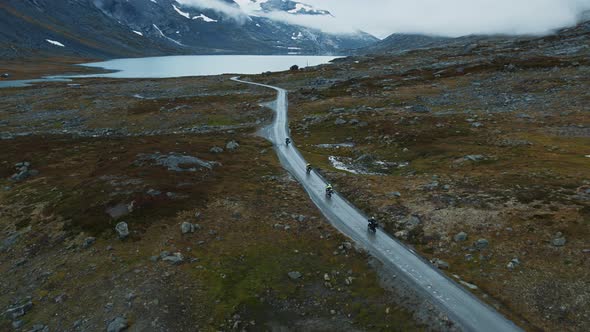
[235, 0, 331, 16]
[0, 0, 377, 59]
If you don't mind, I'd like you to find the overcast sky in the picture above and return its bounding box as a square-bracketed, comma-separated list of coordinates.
[180, 0, 590, 38]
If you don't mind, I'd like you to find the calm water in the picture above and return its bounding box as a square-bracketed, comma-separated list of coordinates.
[0, 55, 339, 87]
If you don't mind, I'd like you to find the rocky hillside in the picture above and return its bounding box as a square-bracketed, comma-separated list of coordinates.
[0, 75, 430, 332]
[0, 0, 377, 59]
[356, 33, 452, 54]
[250, 17, 590, 331]
[358, 11, 590, 55]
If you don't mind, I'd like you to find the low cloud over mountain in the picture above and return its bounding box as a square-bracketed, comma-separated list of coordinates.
[183, 0, 590, 38]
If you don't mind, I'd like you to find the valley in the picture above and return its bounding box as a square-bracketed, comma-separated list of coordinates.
[1, 4, 589, 332]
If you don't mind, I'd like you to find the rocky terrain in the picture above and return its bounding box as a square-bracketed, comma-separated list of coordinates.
[0, 75, 437, 331]
[251, 18, 590, 331]
[1, 13, 589, 332]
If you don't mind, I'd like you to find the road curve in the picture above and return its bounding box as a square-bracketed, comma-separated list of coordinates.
[231, 77, 522, 332]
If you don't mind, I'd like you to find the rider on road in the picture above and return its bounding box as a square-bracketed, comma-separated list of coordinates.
[368, 216, 378, 229]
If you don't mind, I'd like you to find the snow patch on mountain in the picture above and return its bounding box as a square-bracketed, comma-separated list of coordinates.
[291, 31, 303, 40]
[46, 39, 65, 47]
[288, 4, 310, 14]
[172, 4, 191, 19]
[234, 0, 269, 12]
[235, 0, 329, 16]
[152, 24, 184, 46]
[193, 14, 218, 22]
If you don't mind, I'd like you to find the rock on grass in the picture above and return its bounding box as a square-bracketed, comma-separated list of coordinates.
[82, 237, 96, 248]
[226, 140, 240, 151]
[107, 316, 128, 332]
[431, 258, 450, 270]
[474, 238, 489, 250]
[552, 232, 566, 247]
[115, 222, 129, 239]
[453, 232, 468, 242]
[161, 252, 184, 265]
[181, 222, 196, 234]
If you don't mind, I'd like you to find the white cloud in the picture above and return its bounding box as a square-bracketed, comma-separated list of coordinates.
[304, 0, 590, 38]
[178, 0, 590, 38]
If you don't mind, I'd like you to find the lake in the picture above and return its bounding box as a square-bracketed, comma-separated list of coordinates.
[0, 55, 339, 88]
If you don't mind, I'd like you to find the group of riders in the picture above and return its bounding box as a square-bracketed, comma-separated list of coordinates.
[285, 137, 378, 233]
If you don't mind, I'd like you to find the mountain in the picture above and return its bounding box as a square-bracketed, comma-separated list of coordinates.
[356, 33, 452, 54]
[358, 10, 590, 55]
[0, 0, 377, 59]
[236, 0, 332, 15]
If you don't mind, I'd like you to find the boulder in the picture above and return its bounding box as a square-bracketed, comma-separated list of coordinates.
[552, 237, 566, 247]
[288, 271, 302, 280]
[334, 118, 347, 125]
[9, 162, 38, 182]
[210, 146, 224, 153]
[181, 222, 195, 234]
[226, 140, 240, 151]
[474, 238, 489, 250]
[135, 153, 216, 171]
[115, 222, 129, 239]
[464, 155, 485, 162]
[107, 316, 128, 332]
[82, 237, 96, 248]
[552, 232, 566, 247]
[507, 258, 520, 270]
[431, 258, 450, 270]
[453, 232, 468, 242]
[162, 252, 184, 265]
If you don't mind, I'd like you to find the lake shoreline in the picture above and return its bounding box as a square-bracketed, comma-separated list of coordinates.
[0, 55, 341, 88]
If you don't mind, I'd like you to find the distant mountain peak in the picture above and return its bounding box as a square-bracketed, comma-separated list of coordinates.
[235, 0, 331, 16]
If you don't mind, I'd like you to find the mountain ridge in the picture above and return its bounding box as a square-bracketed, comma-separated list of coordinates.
[0, 0, 377, 59]
[356, 10, 590, 55]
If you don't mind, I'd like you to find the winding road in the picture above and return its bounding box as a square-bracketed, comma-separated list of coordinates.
[232, 77, 522, 332]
